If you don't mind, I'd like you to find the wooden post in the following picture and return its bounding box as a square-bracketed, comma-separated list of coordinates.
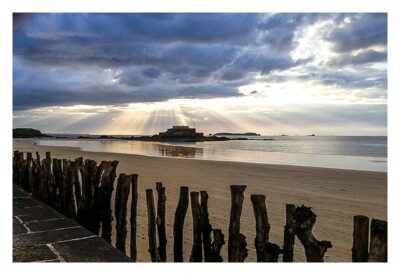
[228, 185, 248, 262]
[208, 229, 225, 262]
[83, 159, 97, 209]
[13, 150, 18, 185]
[352, 215, 370, 262]
[91, 161, 107, 235]
[33, 152, 44, 201]
[146, 189, 160, 262]
[25, 152, 33, 193]
[43, 152, 56, 206]
[83, 159, 98, 233]
[115, 173, 131, 254]
[293, 205, 332, 262]
[130, 174, 138, 262]
[64, 160, 78, 218]
[173, 186, 189, 262]
[99, 162, 114, 243]
[156, 182, 167, 262]
[189, 191, 203, 262]
[60, 159, 69, 215]
[200, 191, 212, 261]
[368, 219, 387, 262]
[52, 158, 64, 211]
[250, 194, 282, 262]
[14, 151, 25, 188]
[283, 204, 296, 262]
[74, 157, 84, 215]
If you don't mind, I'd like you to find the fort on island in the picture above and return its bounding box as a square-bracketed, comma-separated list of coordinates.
[159, 125, 204, 139]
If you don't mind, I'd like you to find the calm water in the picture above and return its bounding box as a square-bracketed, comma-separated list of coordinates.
[35, 136, 387, 172]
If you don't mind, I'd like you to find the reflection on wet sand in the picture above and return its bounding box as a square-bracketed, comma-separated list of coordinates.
[158, 144, 203, 158]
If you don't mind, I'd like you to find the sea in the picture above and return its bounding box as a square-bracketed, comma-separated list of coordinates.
[35, 135, 387, 172]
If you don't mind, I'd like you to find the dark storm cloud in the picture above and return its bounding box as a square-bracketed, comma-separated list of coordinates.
[13, 84, 239, 111]
[13, 13, 387, 110]
[325, 13, 387, 53]
[327, 50, 387, 67]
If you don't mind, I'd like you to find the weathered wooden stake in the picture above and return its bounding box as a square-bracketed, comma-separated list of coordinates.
[25, 152, 33, 193]
[368, 219, 387, 262]
[200, 191, 212, 261]
[83, 159, 98, 233]
[156, 182, 167, 262]
[130, 174, 138, 262]
[74, 157, 84, 215]
[228, 185, 248, 262]
[91, 161, 107, 235]
[293, 205, 332, 262]
[250, 194, 282, 262]
[283, 204, 296, 262]
[99, 162, 115, 243]
[352, 215, 370, 262]
[115, 173, 131, 253]
[146, 189, 160, 262]
[52, 158, 64, 211]
[33, 152, 44, 200]
[65, 160, 78, 218]
[189, 191, 203, 262]
[173, 186, 189, 262]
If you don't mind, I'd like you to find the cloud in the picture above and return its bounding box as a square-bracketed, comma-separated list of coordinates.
[324, 13, 387, 53]
[327, 50, 387, 67]
[13, 13, 387, 111]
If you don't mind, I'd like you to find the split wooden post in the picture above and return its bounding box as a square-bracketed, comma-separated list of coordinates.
[200, 191, 212, 261]
[130, 174, 138, 262]
[91, 161, 107, 235]
[352, 215, 370, 262]
[208, 229, 225, 262]
[156, 182, 167, 262]
[74, 157, 84, 216]
[173, 186, 189, 262]
[251, 194, 282, 262]
[368, 219, 387, 262]
[146, 189, 160, 262]
[115, 173, 131, 254]
[283, 204, 296, 262]
[228, 185, 248, 262]
[293, 205, 332, 262]
[189, 191, 203, 262]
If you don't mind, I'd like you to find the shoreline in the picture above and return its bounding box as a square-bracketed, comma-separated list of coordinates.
[14, 138, 387, 173]
[13, 138, 387, 262]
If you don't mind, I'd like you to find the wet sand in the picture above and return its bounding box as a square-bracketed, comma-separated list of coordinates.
[13, 138, 387, 262]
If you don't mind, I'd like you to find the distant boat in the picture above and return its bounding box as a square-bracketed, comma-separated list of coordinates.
[307, 134, 316, 136]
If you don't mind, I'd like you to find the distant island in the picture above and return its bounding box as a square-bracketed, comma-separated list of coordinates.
[13, 128, 49, 138]
[214, 132, 261, 136]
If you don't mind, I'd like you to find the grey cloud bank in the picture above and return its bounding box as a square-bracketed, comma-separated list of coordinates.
[13, 13, 387, 110]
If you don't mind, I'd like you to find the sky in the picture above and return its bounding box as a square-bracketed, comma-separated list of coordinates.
[13, 13, 387, 135]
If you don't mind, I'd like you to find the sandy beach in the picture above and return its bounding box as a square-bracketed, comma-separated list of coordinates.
[13, 138, 387, 262]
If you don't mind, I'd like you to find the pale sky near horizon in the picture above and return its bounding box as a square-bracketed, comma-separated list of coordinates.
[13, 13, 387, 135]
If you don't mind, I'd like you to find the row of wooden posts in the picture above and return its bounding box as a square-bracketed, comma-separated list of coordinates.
[13, 151, 387, 262]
